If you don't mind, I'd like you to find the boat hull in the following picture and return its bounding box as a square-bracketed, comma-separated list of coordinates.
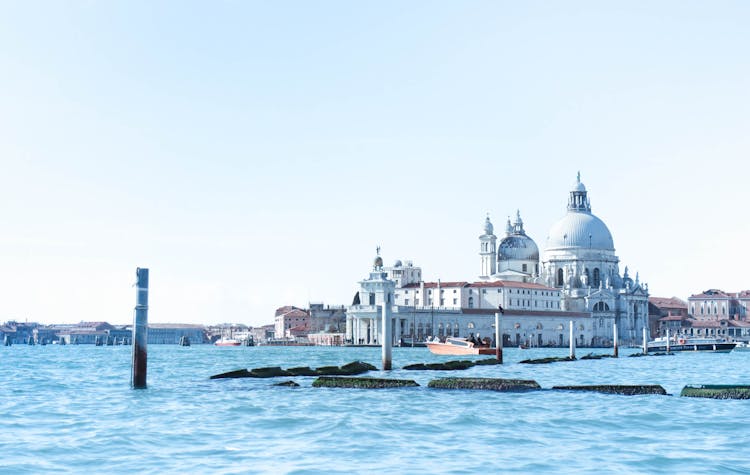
[426, 342, 496, 356]
[647, 342, 736, 353]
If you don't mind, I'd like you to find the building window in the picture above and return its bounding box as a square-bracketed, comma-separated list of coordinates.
[440, 299, 444, 306]
[468, 297, 474, 308]
[593, 268, 601, 287]
[404, 299, 409, 306]
[557, 268, 564, 286]
[415, 299, 420, 306]
[522, 264, 527, 272]
[453, 298, 457, 305]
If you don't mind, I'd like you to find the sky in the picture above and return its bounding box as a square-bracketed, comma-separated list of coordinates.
[0, 1, 748, 326]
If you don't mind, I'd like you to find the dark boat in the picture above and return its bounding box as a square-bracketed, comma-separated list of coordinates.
[647, 336, 736, 353]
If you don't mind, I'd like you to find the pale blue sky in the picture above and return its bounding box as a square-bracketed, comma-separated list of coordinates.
[1, 1, 748, 325]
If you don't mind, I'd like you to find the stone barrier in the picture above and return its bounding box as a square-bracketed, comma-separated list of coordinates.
[312, 376, 419, 389]
[428, 377, 540, 391]
[680, 385, 750, 399]
[552, 385, 667, 395]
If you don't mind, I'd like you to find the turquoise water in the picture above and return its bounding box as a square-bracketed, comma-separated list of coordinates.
[2, 345, 749, 474]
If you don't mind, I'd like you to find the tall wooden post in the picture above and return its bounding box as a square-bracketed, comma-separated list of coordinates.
[494, 311, 503, 363]
[131, 268, 149, 389]
[613, 322, 619, 358]
[381, 303, 392, 370]
[642, 327, 648, 354]
[569, 320, 575, 359]
[666, 328, 670, 353]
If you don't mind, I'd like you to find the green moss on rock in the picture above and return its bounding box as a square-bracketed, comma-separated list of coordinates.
[273, 380, 300, 387]
[552, 385, 667, 395]
[520, 356, 576, 364]
[312, 376, 419, 389]
[428, 377, 541, 391]
[680, 385, 750, 399]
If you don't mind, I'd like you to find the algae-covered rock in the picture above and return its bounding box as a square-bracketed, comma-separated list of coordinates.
[402, 363, 428, 370]
[444, 360, 476, 370]
[339, 361, 377, 375]
[315, 366, 347, 375]
[473, 358, 502, 366]
[520, 356, 576, 364]
[428, 377, 541, 392]
[680, 385, 750, 399]
[210, 369, 253, 379]
[552, 385, 667, 396]
[287, 366, 318, 376]
[312, 376, 419, 389]
[249, 366, 292, 378]
[580, 353, 616, 360]
[273, 380, 300, 387]
[628, 353, 647, 357]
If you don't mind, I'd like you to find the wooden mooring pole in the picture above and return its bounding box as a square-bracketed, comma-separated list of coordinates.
[495, 311, 503, 363]
[613, 323, 619, 358]
[569, 320, 575, 359]
[131, 268, 149, 389]
[642, 327, 648, 354]
[381, 303, 392, 370]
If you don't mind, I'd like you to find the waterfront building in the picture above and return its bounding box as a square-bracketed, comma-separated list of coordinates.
[346, 173, 649, 347]
[648, 297, 688, 338]
[147, 324, 206, 344]
[687, 289, 750, 320]
[274, 306, 310, 339]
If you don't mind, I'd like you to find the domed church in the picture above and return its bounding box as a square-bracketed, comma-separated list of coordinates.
[479, 173, 649, 344]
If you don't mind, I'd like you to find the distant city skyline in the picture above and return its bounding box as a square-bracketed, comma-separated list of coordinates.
[1, 2, 748, 325]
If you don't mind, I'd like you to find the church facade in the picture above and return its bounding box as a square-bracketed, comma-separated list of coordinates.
[346, 174, 649, 347]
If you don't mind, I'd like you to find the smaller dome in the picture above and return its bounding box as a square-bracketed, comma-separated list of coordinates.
[499, 235, 539, 262]
[394, 260, 403, 267]
[573, 181, 586, 192]
[374, 256, 383, 268]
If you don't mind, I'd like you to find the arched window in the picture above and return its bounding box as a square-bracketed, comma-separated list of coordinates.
[584, 268, 590, 284]
[593, 302, 610, 312]
[557, 268, 564, 286]
[438, 323, 445, 337]
[468, 297, 474, 308]
[467, 322, 475, 329]
[593, 268, 601, 287]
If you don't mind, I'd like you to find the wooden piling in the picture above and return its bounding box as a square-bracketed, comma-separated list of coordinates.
[569, 320, 575, 359]
[666, 328, 670, 353]
[642, 327, 648, 354]
[495, 311, 503, 363]
[131, 268, 149, 389]
[613, 323, 619, 358]
[381, 302, 392, 370]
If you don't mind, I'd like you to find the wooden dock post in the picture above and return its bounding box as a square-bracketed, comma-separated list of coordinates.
[381, 302, 392, 370]
[666, 328, 670, 353]
[131, 268, 149, 389]
[613, 323, 619, 358]
[569, 320, 575, 359]
[495, 311, 503, 363]
[642, 327, 648, 354]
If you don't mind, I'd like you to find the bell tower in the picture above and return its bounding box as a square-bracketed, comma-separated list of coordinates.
[479, 215, 497, 279]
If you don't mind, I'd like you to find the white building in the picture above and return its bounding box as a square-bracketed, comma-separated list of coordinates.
[345, 173, 649, 347]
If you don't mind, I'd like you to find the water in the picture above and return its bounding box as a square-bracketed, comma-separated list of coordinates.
[2, 345, 750, 474]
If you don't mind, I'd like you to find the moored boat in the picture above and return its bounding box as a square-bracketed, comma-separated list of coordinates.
[426, 337, 496, 356]
[214, 337, 242, 347]
[647, 336, 736, 353]
[733, 342, 750, 352]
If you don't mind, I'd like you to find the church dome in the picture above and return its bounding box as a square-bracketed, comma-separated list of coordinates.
[546, 212, 614, 250]
[498, 211, 539, 261]
[499, 234, 539, 261]
[545, 174, 614, 251]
